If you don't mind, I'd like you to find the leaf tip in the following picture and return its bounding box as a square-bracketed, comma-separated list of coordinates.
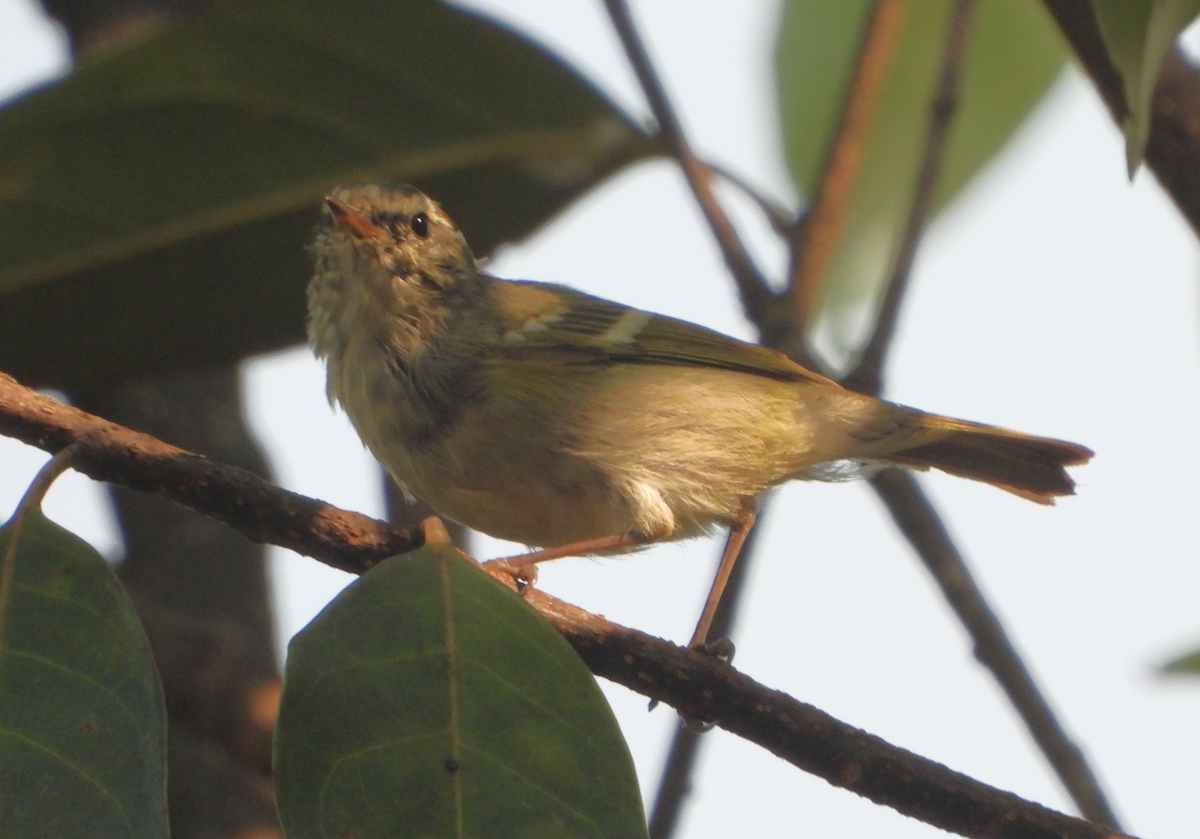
[1123, 118, 1148, 179]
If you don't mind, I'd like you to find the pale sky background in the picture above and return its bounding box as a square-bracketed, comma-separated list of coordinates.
[2, 1, 1199, 837]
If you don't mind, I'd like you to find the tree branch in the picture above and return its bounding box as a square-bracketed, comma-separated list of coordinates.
[1042, 0, 1200, 238]
[600, 5, 801, 825]
[0, 370, 1135, 839]
[869, 470, 1122, 827]
[600, 0, 786, 343]
[542, 584, 1131, 839]
[705, 161, 795, 236]
[829, 5, 1122, 826]
[603, 0, 1120, 829]
[786, 0, 911, 335]
[0, 372, 421, 573]
[837, 5, 1121, 823]
[841, 0, 974, 396]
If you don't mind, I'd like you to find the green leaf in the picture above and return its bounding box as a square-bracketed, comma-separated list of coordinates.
[0, 0, 658, 391]
[275, 542, 648, 839]
[1163, 647, 1200, 674]
[0, 511, 168, 839]
[1093, 0, 1200, 174]
[776, 0, 1065, 356]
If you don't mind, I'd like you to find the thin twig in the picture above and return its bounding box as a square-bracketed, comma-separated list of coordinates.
[704, 162, 795, 235]
[600, 3, 799, 826]
[0, 371, 1135, 839]
[870, 469, 1122, 828]
[842, 0, 975, 397]
[787, 0, 911, 333]
[648, 494, 772, 839]
[830, 3, 1123, 826]
[604, 0, 1121, 831]
[646, 721, 701, 839]
[600, 0, 784, 339]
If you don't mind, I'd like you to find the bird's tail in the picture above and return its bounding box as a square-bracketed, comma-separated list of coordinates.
[878, 413, 1092, 504]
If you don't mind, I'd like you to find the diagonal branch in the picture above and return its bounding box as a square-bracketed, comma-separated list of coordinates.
[0, 369, 1135, 839]
[869, 470, 1122, 827]
[841, 0, 974, 397]
[600, 3, 798, 826]
[600, 0, 784, 341]
[786, 0, 911, 335]
[0, 372, 420, 572]
[704, 163, 794, 236]
[536, 580, 1132, 839]
[601, 0, 1120, 830]
[837, 3, 1122, 826]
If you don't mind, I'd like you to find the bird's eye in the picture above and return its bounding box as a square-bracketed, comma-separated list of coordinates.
[410, 213, 430, 239]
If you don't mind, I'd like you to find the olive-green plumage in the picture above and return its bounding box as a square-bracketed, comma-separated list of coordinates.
[307, 183, 1091, 549]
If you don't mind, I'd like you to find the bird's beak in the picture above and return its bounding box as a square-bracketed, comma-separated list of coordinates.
[325, 195, 386, 240]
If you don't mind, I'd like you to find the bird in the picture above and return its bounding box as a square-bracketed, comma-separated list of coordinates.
[307, 182, 1092, 649]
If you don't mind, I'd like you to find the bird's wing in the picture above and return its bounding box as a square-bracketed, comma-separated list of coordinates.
[486, 279, 835, 386]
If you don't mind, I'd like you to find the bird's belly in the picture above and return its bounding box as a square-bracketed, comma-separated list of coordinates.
[567, 366, 820, 535]
[335, 352, 814, 548]
[435, 364, 812, 545]
[415, 470, 633, 547]
[373, 372, 640, 546]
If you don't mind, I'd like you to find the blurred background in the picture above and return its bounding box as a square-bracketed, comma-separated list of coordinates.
[2, 1, 1199, 837]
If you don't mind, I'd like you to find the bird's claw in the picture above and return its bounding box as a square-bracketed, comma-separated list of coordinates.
[483, 558, 538, 590]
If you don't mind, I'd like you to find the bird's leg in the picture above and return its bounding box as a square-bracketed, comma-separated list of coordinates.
[484, 532, 652, 585]
[496, 533, 649, 566]
[644, 505, 757, 716]
[687, 502, 757, 651]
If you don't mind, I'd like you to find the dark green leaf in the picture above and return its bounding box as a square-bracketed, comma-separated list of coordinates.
[0, 511, 168, 839]
[1093, 0, 1200, 173]
[0, 0, 658, 390]
[275, 543, 647, 839]
[1163, 647, 1200, 675]
[776, 0, 1065, 352]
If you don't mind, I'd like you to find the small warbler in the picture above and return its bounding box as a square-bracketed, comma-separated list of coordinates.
[308, 183, 1091, 647]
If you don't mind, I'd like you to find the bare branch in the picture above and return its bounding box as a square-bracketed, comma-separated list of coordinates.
[842, 0, 974, 397]
[829, 3, 1123, 827]
[0, 370, 1136, 839]
[704, 162, 795, 236]
[647, 720, 701, 839]
[524, 584, 1132, 839]
[601, 0, 784, 339]
[786, 0, 911, 334]
[870, 469, 1122, 828]
[0, 372, 420, 573]
[600, 0, 1120, 827]
[601, 4, 801, 821]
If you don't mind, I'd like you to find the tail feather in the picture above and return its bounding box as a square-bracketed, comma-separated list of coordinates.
[883, 419, 1093, 505]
